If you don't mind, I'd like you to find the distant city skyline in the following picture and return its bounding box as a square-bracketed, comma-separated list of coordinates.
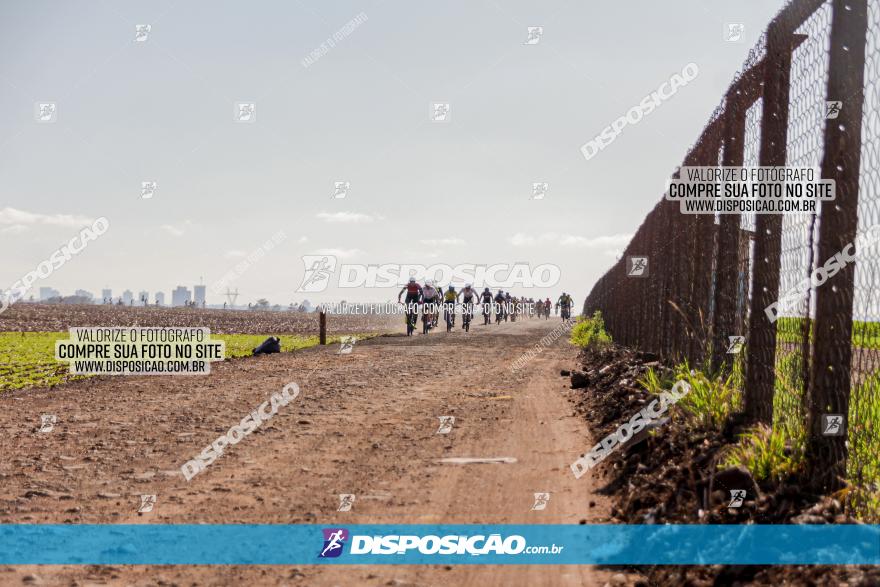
[28, 281, 360, 309]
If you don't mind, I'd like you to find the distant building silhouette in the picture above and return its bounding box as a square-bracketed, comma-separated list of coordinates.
[101, 289, 112, 304]
[155, 292, 165, 306]
[171, 286, 192, 307]
[39, 287, 61, 301]
[75, 289, 94, 301]
[193, 285, 206, 307]
[122, 290, 134, 305]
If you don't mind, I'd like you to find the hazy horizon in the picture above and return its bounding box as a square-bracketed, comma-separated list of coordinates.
[1, 0, 788, 306]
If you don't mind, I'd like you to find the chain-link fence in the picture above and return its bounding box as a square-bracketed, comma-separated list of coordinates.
[583, 0, 878, 498]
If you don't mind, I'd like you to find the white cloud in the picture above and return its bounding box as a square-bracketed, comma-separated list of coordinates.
[0, 224, 29, 235]
[314, 248, 364, 259]
[508, 232, 632, 248]
[419, 237, 466, 246]
[160, 220, 193, 237]
[0, 207, 93, 227]
[316, 211, 382, 223]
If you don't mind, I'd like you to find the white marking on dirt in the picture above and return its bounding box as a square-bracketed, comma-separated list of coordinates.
[436, 457, 517, 464]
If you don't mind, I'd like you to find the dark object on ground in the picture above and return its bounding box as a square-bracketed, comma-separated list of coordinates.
[253, 336, 281, 355]
[560, 369, 571, 376]
[570, 370, 589, 389]
[708, 465, 761, 500]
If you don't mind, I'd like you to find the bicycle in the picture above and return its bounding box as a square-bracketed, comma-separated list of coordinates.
[462, 302, 473, 332]
[422, 303, 432, 334]
[403, 302, 417, 336]
[444, 301, 455, 332]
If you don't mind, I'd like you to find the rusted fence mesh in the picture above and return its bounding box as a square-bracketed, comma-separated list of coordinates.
[583, 0, 878, 497]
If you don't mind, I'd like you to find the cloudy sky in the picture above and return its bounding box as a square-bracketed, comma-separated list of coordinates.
[1, 0, 787, 305]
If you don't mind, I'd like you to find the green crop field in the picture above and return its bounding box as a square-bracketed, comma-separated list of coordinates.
[0, 332, 372, 392]
[775, 317, 880, 349]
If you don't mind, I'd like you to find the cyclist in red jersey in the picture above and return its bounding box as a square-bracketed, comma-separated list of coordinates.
[398, 276, 423, 304]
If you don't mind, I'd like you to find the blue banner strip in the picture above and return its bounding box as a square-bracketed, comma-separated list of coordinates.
[0, 524, 877, 565]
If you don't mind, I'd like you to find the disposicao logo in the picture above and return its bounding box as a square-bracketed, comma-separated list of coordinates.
[319, 528, 349, 558]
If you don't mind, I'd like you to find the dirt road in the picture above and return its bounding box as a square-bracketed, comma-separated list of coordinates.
[2, 318, 636, 586]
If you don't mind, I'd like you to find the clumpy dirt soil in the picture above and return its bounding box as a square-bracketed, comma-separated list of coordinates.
[1, 318, 642, 586]
[564, 344, 879, 586]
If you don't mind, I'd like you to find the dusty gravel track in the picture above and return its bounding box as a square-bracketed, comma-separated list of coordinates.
[2, 318, 637, 586]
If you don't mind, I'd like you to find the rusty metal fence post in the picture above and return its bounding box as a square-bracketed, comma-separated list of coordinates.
[742, 18, 796, 425]
[711, 91, 747, 373]
[805, 0, 868, 493]
[319, 310, 327, 345]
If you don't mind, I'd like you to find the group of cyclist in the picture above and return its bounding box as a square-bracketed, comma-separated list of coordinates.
[397, 277, 575, 335]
